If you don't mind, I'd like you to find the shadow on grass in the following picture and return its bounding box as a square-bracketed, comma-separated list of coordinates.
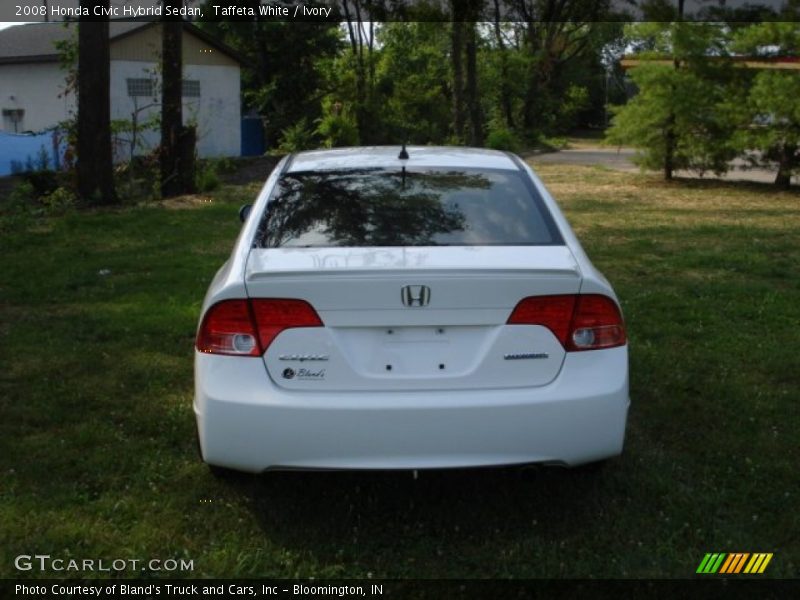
[665, 175, 800, 193]
[218, 461, 620, 568]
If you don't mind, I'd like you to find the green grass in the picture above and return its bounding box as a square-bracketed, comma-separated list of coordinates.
[1, 169, 798, 579]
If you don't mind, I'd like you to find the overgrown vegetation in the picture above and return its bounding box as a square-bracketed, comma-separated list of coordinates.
[2, 166, 797, 578]
[197, 17, 626, 150]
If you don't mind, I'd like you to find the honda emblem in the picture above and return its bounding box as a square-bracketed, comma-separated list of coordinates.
[401, 285, 431, 307]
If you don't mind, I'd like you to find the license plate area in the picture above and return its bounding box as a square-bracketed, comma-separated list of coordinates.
[332, 325, 493, 377]
[379, 326, 451, 375]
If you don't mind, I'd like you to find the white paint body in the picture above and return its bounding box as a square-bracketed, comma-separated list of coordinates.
[194, 147, 630, 472]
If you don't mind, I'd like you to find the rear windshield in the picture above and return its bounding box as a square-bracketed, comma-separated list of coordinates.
[254, 167, 562, 248]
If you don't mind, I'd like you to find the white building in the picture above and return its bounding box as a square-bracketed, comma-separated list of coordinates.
[0, 21, 243, 159]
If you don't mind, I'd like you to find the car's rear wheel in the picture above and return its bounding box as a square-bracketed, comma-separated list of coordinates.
[572, 458, 612, 474]
[207, 463, 240, 479]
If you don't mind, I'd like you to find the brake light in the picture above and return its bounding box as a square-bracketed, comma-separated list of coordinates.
[569, 295, 626, 351]
[507, 294, 626, 351]
[507, 295, 577, 346]
[196, 299, 322, 356]
[250, 299, 323, 350]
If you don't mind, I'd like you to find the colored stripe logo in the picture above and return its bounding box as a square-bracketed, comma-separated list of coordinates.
[696, 553, 773, 574]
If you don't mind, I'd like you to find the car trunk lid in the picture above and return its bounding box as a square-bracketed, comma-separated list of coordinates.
[245, 246, 581, 391]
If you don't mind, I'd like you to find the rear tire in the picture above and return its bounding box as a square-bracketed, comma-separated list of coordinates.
[207, 463, 240, 479]
[573, 458, 611, 473]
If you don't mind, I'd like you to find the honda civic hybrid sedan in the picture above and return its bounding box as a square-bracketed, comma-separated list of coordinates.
[194, 146, 629, 473]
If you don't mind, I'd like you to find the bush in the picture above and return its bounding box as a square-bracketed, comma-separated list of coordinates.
[211, 157, 238, 174]
[485, 124, 521, 152]
[40, 186, 77, 214]
[23, 170, 60, 197]
[276, 119, 317, 153]
[316, 102, 359, 148]
[537, 135, 569, 151]
[0, 181, 37, 232]
[195, 162, 221, 192]
[5, 180, 36, 211]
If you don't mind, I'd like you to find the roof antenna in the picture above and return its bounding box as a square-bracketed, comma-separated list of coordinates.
[398, 142, 409, 161]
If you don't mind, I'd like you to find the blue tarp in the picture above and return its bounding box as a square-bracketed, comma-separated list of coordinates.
[0, 130, 67, 176]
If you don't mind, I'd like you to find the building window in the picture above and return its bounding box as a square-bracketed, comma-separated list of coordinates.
[2, 108, 24, 133]
[182, 80, 201, 98]
[127, 78, 155, 97]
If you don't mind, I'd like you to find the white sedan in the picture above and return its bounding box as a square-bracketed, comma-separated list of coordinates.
[194, 146, 629, 473]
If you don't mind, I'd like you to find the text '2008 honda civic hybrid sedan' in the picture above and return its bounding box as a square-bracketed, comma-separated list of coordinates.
[194, 146, 629, 473]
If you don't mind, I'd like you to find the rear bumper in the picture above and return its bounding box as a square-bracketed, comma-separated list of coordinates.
[194, 347, 629, 472]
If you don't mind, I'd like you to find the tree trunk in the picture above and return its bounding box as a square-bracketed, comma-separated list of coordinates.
[342, 0, 369, 144]
[161, 14, 184, 198]
[492, 0, 514, 128]
[664, 114, 675, 181]
[77, 10, 115, 204]
[775, 144, 796, 189]
[464, 21, 483, 146]
[179, 125, 197, 194]
[663, 3, 685, 182]
[451, 18, 465, 142]
[775, 170, 791, 188]
[663, 45, 682, 181]
[521, 21, 541, 132]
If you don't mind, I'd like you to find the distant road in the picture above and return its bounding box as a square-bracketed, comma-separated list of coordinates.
[526, 144, 796, 186]
[530, 147, 639, 171]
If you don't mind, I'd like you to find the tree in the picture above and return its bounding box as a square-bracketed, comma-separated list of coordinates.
[374, 23, 451, 143]
[76, 5, 116, 204]
[491, 0, 515, 129]
[196, 9, 623, 150]
[464, 16, 484, 145]
[448, 0, 485, 145]
[341, 0, 378, 143]
[509, 1, 612, 138]
[450, 16, 466, 142]
[606, 22, 738, 179]
[733, 22, 800, 188]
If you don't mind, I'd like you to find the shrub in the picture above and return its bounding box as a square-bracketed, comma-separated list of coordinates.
[276, 119, 317, 154]
[0, 181, 37, 232]
[40, 186, 77, 214]
[485, 124, 521, 152]
[316, 102, 359, 148]
[23, 170, 60, 197]
[195, 162, 221, 192]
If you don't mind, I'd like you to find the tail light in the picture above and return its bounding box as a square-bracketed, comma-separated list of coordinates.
[568, 295, 626, 351]
[507, 294, 626, 351]
[196, 299, 322, 356]
[250, 299, 323, 350]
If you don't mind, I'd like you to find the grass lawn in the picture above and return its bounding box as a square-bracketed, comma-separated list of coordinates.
[1, 166, 798, 579]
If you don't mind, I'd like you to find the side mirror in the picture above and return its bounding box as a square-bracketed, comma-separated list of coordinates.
[238, 204, 252, 223]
